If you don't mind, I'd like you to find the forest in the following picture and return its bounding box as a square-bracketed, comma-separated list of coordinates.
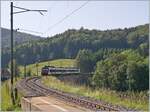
[2, 24, 148, 67]
[2, 24, 149, 91]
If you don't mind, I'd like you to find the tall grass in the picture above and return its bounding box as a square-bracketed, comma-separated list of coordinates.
[18, 58, 148, 110]
[42, 76, 148, 111]
[1, 81, 12, 110]
[1, 78, 22, 111]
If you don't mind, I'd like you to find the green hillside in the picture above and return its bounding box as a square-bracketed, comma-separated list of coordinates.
[19, 59, 76, 76]
[2, 24, 149, 68]
[1, 27, 43, 49]
[17, 58, 148, 111]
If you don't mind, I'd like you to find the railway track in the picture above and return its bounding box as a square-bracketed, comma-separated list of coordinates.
[17, 77, 131, 111]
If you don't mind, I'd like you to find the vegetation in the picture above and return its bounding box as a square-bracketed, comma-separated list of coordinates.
[2, 23, 148, 111]
[42, 76, 148, 111]
[76, 48, 125, 73]
[19, 59, 77, 76]
[1, 79, 22, 111]
[2, 24, 148, 68]
[17, 57, 148, 111]
[76, 49, 94, 73]
[1, 27, 42, 49]
[92, 50, 148, 91]
[8, 59, 20, 79]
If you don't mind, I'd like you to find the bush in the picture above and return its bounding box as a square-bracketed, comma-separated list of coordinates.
[92, 50, 149, 91]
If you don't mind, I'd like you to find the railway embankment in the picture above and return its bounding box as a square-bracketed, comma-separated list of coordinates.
[56, 73, 92, 86]
[42, 76, 148, 111]
[17, 77, 130, 111]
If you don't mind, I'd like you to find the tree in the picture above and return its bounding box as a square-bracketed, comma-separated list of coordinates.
[76, 49, 94, 73]
[126, 61, 149, 91]
[2, 24, 148, 67]
[92, 61, 110, 88]
[35, 62, 39, 76]
[93, 54, 128, 91]
[109, 63, 127, 91]
[138, 43, 149, 56]
[27, 69, 31, 77]
[8, 59, 20, 80]
[92, 49, 149, 91]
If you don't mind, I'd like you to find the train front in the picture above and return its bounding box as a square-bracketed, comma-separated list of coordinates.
[41, 66, 49, 76]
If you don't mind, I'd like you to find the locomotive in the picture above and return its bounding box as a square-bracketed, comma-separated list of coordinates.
[41, 66, 80, 76]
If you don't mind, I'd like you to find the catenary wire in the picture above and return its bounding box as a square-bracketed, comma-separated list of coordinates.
[44, 0, 90, 34]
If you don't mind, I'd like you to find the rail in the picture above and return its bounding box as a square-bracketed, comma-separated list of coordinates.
[16, 77, 131, 111]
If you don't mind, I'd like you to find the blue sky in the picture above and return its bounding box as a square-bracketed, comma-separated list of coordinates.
[1, 1, 149, 37]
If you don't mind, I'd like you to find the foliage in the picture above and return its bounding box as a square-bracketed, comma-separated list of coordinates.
[1, 79, 22, 111]
[26, 69, 31, 77]
[126, 61, 149, 91]
[138, 43, 149, 56]
[8, 59, 20, 78]
[2, 24, 148, 68]
[76, 49, 94, 73]
[1, 27, 42, 49]
[92, 50, 149, 91]
[42, 76, 148, 111]
[76, 48, 125, 73]
[127, 24, 149, 48]
[19, 59, 77, 76]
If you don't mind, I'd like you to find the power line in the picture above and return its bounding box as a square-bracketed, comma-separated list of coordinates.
[10, 2, 47, 104]
[36, 1, 56, 31]
[18, 28, 43, 35]
[44, 0, 89, 33]
[44, 0, 90, 34]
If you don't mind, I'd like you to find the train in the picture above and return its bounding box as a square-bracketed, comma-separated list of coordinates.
[41, 66, 80, 76]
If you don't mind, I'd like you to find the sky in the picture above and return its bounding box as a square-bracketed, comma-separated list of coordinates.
[1, 1, 149, 37]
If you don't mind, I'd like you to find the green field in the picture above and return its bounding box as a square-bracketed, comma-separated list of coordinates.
[19, 59, 77, 76]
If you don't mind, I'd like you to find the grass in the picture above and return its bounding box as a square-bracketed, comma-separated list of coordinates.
[1, 59, 75, 111]
[19, 59, 77, 76]
[18, 58, 148, 111]
[1, 78, 22, 111]
[42, 76, 149, 111]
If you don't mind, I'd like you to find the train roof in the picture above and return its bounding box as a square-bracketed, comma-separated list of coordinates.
[42, 66, 79, 70]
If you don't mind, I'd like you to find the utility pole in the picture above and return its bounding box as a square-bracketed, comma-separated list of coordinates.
[10, 2, 47, 105]
[24, 64, 26, 78]
[10, 2, 15, 105]
[36, 62, 39, 76]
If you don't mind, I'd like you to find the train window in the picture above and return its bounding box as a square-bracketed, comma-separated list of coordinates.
[42, 67, 80, 75]
[52, 69, 56, 72]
